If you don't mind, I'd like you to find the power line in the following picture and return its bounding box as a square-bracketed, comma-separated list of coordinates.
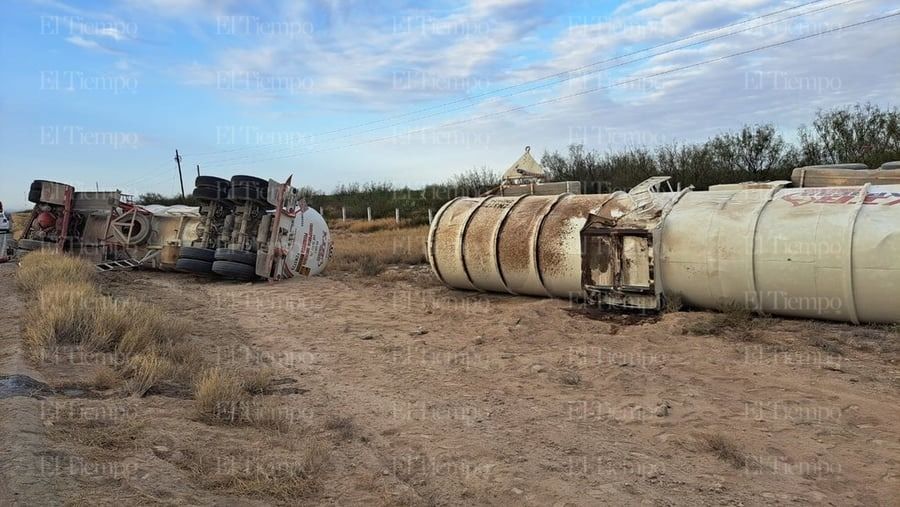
[196, 0, 858, 167]
[184, 0, 836, 163]
[208, 10, 900, 167]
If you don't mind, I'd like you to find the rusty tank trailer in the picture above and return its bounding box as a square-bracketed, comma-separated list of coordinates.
[429, 164, 900, 324]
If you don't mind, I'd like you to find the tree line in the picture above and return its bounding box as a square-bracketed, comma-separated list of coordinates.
[139, 103, 899, 220]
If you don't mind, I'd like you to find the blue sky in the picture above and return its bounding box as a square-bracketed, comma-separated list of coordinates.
[1, 0, 898, 209]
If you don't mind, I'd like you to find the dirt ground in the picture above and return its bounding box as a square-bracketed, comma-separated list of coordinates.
[1, 257, 898, 506]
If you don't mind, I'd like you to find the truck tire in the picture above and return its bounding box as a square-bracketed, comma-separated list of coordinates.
[230, 175, 268, 188]
[192, 186, 226, 200]
[215, 248, 257, 265]
[195, 176, 229, 189]
[212, 260, 257, 280]
[179, 246, 216, 262]
[227, 184, 264, 202]
[176, 257, 213, 273]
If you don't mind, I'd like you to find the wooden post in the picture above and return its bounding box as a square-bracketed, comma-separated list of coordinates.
[341, 206, 346, 222]
[395, 208, 400, 223]
[427, 208, 433, 224]
[319, 207, 324, 217]
[174, 149, 185, 199]
[366, 207, 372, 222]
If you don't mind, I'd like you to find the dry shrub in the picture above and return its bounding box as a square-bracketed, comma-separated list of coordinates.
[125, 352, 176, 396]
[91, 366, 122, 390]
[329, 226, 428, 276]
[664, 293, 683, 313]
[46, 407, 144, 451]
[12, 212, 31, 239]
[242, 367, 275, 394]
[16, 250, 94, 294]
[23, 282, 99, 359]
[23, 285, 188, 362]
[684, 303, 757, 338]
[114, 301, 187, 356]
[347, 218, 402, 233]
[809, 335, 843, 355]
[559, 370, 582, 386]
[195, 367, 248, 424]
[245, 399, 295, 433]
[194, 438, 328, 500]
[695, 433, 756, 469]
[18, 249, 195, 397]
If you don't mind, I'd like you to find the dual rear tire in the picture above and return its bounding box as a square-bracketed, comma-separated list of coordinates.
[192, 176, 230, 201]
[212, 247, 258, 281]
[176, 246, 216, 273]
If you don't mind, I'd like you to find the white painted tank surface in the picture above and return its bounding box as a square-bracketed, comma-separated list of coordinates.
[282, 207, 332, 276]
[428, 194, 610, 298]
[428, 184, 900, 323]
[658, 185, 900, 323]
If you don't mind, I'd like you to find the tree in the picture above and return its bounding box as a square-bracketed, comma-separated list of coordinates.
[799, 103, 900, 168]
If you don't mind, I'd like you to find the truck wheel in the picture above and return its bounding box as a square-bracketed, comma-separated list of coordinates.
[192, 186, 226, 200]
[179, 246, 216, 262]
[214, 248, 257, 265]
[227, 184, 265, 202]
[176, 258, 213, 273]
[212, 260, 257, 280]
[195, 176, 229, 189]
[230, 175, 267, 188]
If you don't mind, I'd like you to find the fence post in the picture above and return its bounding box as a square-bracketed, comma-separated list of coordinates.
[341, 207, 346, 222]
[319, 207, 324, 217]
[367, 207, 372, 222]
[395, 208, 400, 223]
[427, 208, 433, 224]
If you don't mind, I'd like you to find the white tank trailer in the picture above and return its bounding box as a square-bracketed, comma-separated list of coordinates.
[428, 171, 900, 324]
[14, 177, 332, 281]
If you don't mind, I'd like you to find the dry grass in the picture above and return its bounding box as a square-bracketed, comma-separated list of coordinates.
[194, 367, 248, 424]
[328, 225, 428, 276]
[324, 415, 355, 440]
[22, 282, 98, 357]
[695, 433, 756, 469]
[16, 250, 95, 294]
[187, 437, 329, 501]
[90, 366, 122, 390]
[18, 250, 193, 394]
[195, 368, 304, 432]
[125, 352, 176, 396]
[559, 370, 582, 386]
[683, 304, 761, 341]
[46, 407, 145, 452]
[12, 212, 30, 239]
[242, 367, 275, 394]
[347, 218, 402, 233]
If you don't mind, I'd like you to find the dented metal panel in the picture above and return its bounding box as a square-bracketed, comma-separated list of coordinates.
[429, 193, 609, 298]
[659, 185, 900, 323]
[428, 175, 900, 324]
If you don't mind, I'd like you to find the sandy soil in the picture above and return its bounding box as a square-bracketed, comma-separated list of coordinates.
[1, 261, 898, 506]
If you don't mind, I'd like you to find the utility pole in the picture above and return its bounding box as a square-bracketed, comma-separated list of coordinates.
[174, 149, 185, 199]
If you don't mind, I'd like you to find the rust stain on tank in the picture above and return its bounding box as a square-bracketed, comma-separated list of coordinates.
[464, 197, 515, 286]
[432, 199, 478, 284]
[538, 196, 600, 280]
[498, 197, 547, 276]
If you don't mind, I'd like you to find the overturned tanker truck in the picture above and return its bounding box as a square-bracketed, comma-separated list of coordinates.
[428, 149, 900, 324]
[15, 175, 332, 281]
